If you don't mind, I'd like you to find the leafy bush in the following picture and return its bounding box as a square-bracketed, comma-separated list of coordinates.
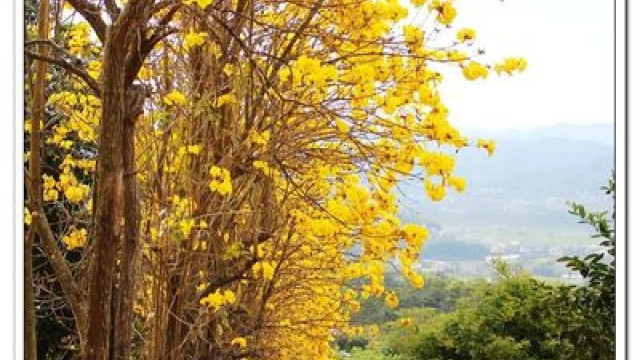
[554, 176, 615, 360]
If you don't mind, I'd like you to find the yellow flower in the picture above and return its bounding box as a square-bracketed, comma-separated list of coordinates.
[495, 57, 527, 75]
[163, 90, 187, 106]
[208, 165, 232, 196]
[250, 243, 265, 258]
[477, 138, 496, 156]
[64, 185, 88, 203]
[252, 262, 276, 280]
[24, 208, 32, 225]
[178, 219, 196, 238]
[43, 188, 59, 202]
[407, 271, 425, 289]
[430, 0, 457, 25]
[448, 176, 466, 192]
[252, 160, 272, 176]
[231, 337, 248, 348]
[250, 129, 270, 145]
[87, 60, 101, 79]
[223, 63, 234, 76]
[60, 140, 73, 149]
[62, 227, 87, 250]
[223, 289, 236, 304]
[462, 61, 488, 81]
[425, 182, 446, 202]
[399, 317, 412, 327]
[348, 299, 361, 312]
[262, 263, 275, 280]
[335, 119, 349, 133]
[402, 224, 429, 244]
[187, 144, 202, 155]
[216, 93, 236, 108]
[385, 291, 399, 309]
[517, 57, 528, 71]
[138, 66, 153, 80]
[403, 25, 424, 48]
[182, 0, 213, 9]
[456, 28, 476, 42]
[200, 290, 224, 309]
[199, 288, 236, 310]
[184, 31, 207, 51]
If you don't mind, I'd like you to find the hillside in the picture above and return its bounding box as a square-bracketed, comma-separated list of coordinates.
[395, 123, 613, 267]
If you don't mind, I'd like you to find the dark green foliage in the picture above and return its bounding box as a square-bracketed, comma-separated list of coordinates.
[349, 274, 476, 326]
[351, 296, 399, 325]
[334, 335, 370, 352]
[392, 275, 477, 312]
[389, 268, 571, 360]
[554, 176, 615, 360]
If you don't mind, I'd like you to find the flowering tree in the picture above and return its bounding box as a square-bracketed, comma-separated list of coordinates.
[24, 0, 524, 359]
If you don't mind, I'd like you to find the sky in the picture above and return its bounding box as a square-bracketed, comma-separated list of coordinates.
[412, 0, 615, 131]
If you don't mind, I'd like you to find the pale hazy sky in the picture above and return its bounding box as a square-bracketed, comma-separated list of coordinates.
[415, 0, 615, 131]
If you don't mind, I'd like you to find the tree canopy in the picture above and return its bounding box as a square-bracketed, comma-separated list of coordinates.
[24, 0, 525, 359]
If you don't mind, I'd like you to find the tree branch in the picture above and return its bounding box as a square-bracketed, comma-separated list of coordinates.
[104, 0, 122, 21]
[33, 213, 88, 345]
[124, 26, 178, 86]
[24, 50, 101, 97]
[66, 0, 107, 43]
[123, 3, 182, 86]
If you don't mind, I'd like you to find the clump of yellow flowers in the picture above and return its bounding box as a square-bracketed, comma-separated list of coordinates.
[62, 227, 87, 250]
[208, 165, 232, 196]
[199, 289, 237, 311]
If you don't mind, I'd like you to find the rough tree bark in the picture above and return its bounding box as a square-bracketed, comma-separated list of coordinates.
[84, 25, 127, 360]
[112, 84, 145, 360]
[25, 0, 50, 358]
[84, 2, 157, 359]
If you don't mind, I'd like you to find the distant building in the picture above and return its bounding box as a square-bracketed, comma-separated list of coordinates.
[485, 253, 521, 264]
[420, 260, 454, 274]
[486, 241, 522, 264]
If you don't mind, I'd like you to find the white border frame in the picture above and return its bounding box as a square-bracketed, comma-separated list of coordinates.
[615, 0, 627, 358]
[626, 0, 639, 359]
[6, 0, 633, 359]
[3, 0, 20, 359]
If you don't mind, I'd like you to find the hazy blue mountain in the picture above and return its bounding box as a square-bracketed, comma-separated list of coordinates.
[462, 123, 614, 147]
[396, 123, 614, 251]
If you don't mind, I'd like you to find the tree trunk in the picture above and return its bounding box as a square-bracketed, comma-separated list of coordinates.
[25, 0, 50, 358]
[24, 227, 37, 360]
[113, 85, 144, 360]
[84, 24, 127, 360]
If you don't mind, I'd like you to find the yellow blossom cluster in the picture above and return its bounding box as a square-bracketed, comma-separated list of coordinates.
[67, 22, 93, 55]
[183, 31, 207, 51]
[199, 289, 237, 310]
[41, 167, 90, 204]
[163, 90, 187, 107]
[62, 227, 87, 250]
[162, 195, 204, 241]
[230, 337, 248, 348]
[208, 165, 232, 196]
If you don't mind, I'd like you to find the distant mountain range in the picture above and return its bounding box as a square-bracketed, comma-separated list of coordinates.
[396, 123, 614, 249]
[462, 123, 614, 148]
